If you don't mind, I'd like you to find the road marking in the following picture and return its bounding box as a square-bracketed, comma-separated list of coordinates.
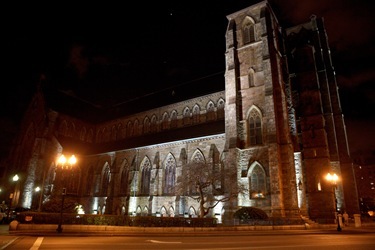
[29, 237, 44, 250]
[1, 237, 18, 250]
[147, 240, 182, 244]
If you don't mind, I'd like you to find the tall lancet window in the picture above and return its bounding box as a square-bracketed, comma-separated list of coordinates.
[242, 17, 255, 44]
[248, 107, 263, 145]
[248, 162, 266, 199]
[140, 157, 151, 195]
[164, 153, 176, 195]
[101, 164, 111, 196]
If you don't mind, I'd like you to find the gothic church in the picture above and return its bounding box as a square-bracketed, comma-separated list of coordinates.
[7, 1, 360, 224]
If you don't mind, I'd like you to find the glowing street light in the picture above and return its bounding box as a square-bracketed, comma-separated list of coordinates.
[56, 154, 76, 233]
[325, 173, 342, 232]
[6, 174, 19, 222]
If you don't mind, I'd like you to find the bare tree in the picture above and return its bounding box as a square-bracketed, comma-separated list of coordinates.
[176, 161, 247, 218]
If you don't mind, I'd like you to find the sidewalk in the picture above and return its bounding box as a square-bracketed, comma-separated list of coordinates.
[5, 221, 375, 236]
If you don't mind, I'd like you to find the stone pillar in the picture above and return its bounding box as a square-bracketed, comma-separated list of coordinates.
[338, 214, 343, 227]
[353, 214, 361, 228]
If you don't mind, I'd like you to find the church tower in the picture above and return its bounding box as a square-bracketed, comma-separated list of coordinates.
[225, 0, 360, 222]
[225, 1, 300, 219]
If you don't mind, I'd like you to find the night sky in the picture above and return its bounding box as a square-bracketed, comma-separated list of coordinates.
[1, 0, 374, 160]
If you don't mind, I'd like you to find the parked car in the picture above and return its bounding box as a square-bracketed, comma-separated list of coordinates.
[6, 207, 31, 222]
[0, 208, 6, 223]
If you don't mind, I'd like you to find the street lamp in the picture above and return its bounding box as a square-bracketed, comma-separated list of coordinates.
[325, 173, 342, 232]
[6, 174, 19, 222]
[34, 186, 40, 211]
[56, 154, 76, 233]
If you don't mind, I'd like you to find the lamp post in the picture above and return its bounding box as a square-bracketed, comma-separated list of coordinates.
[325, 173, 342, 232]
[56, 154, 76, 233]
[6, 174, 19, 223]
[34, 186, 40, 211]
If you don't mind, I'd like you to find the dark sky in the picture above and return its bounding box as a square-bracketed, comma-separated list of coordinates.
[1, 0, 375, 159]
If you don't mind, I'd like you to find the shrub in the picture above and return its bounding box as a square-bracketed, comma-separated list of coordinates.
[233, 207, 268, 220]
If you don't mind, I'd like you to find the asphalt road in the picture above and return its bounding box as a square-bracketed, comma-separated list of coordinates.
[1, 225, 375, 250]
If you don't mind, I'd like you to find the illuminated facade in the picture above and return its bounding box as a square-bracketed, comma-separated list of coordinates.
[6, 1, 360, 224]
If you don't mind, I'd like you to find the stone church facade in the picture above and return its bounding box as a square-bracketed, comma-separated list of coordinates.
[7, 1, 360, 224]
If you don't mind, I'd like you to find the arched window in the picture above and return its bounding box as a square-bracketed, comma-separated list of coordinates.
[79, 127, 86, 141]
[101, 164, 111, 196]
[58, 120, 68, 136]
[87, 129, 94, 143]
[190, 149, 206, 195]
[96, 129, 104, 143]
[170, 110, 178, 128]
[150, 115, 157, 133]
[160, 206, 167, 217]
[134, 119, 139, 136]
[189, 206, 196, 217]
[192, 149, 205, 164]
[120, 159, 130, 195]
[192, 105, 200, 124]
[248, 162, 266, 199]
[143, 116, 150, 134]
[217, 99, 225, 119]
[118, 123, 124, 139]
[110, 125, 117, 141]
[103, 127, 110, 142]
[248, 107, 263, 145]
[141, 157, 151, 195]
[164, 153, 176, 195]
[183, 107, 191, 126]
[161, 112, 169, 130]
[143, 206, 149, 216]
[242, 17, 255, 44]
[127, 121, 133, 137]
[248, 68, 255, 87]
[206, 101, 215, 121]
[67, 122, 75, 137]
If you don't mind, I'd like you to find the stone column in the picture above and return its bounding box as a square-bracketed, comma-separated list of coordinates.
[354, 214, 361, 228]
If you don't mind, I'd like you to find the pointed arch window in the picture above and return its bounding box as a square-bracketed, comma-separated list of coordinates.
[248, 108, 263, 145]
[206, 101, 215, 121]
[248, 68, 255, 87]
[141, 157, 151, 195]
[183, 107, 191, 126]
[133, 119, 139, 136]
[120, 160, 130, 195]
[110, 125, 117, 141]
[87, 129, 94, 143]
[58, 120, 68, 136]
[190, 149, 206, 195]
[243, 17, 256, 44]
[150, 115, 157, 133]
[217, 99, 225, 119]
[101, 164, 111, 196]
[248, 163, 266, 199]
[79, 127, 86, 141]
[161, 112, 169, 130]
[192, 149, 205, 164]
[143, 116, 150, 134]
[117, 123, 124, 139]
[164, 154, 176, 195]
[192, 105, 200, 124]
[170, 110, 178, 128]
[127, 121, 133, 137]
